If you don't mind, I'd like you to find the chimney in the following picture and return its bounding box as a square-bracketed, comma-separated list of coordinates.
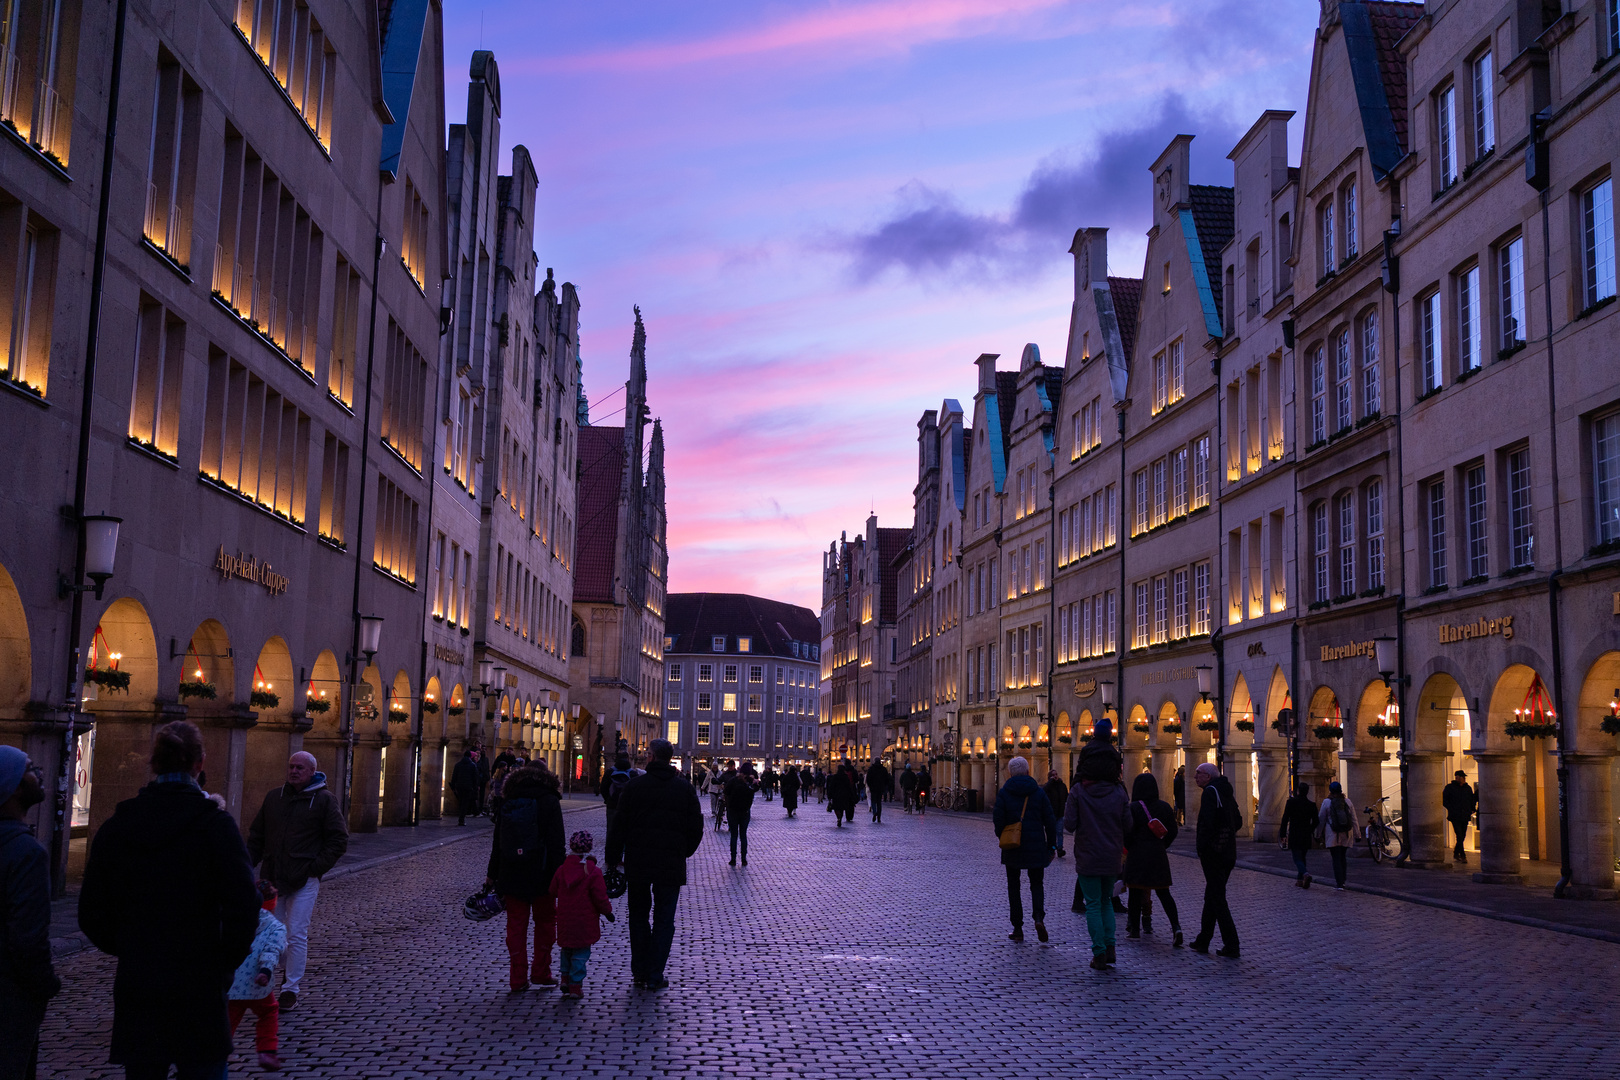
[975, 353, 1000, 394]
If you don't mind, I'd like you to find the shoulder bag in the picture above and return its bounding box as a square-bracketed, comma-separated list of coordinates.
[999, 796, 1030, 850]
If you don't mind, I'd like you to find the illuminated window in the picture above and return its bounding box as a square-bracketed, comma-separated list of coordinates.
[232, 0, 336, 147]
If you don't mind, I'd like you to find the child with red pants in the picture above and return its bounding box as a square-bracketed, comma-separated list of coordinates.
[229, 881, 288, 1071]
[549, 830, 615, 998]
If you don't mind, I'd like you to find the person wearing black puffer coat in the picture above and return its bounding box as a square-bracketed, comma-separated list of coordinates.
[1190, 763, 1242, 958]
[1278, 781, 1319, 888]
[992, 757, 1057, 943]
[1122, 772, 1182, 946]
[486, 765, 567, 992]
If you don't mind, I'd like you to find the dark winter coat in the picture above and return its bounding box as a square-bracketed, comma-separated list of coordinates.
[992, 774, 1057, 869]
[0, 818, 60, 1003]
[605, 762, 705, 886]
[1076, 736, 1124, 784]
[549, 854, 613, 949]
[899, 768, 919, 792]
[780, 768, 801, 810]
[1122, 775, 1178, 890]
[1064, 777, 1129, 877]
[450, 754, 480, 797]
[1443, 780, 1478, 824]
[78, 779, 260, 1065]
[1042, 777, 1069, 821]
[916, 768, 933, 794]
[724, 772, 759, 821]
[486, 773, 566, 901]
[246, 771, 349, 896]
[866, 762, 892, 799]
[1279, 793, 1320, 851]
[827, 766, 857, 812]
[1195, 774, 1242, 865]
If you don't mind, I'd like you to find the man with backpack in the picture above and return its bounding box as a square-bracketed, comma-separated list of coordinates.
[602, 753, 635, 839]
[1189, 762, 1241, 958]
[1317, 780, 1358, 890]
[485, 765, 567, 991]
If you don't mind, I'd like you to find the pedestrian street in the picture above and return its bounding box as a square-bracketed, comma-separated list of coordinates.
[37, 801, 1620, 1079]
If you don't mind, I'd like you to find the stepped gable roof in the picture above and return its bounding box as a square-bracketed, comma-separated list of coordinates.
[878, 528, 909, 622]
[1108, 277, 1143, 362]
[574, 425, 626, 604]
[665, 593, 821, 658]
[1188, 184, 1234, 336]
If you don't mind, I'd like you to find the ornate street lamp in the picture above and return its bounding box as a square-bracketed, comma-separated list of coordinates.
[59, 515, 122, 600]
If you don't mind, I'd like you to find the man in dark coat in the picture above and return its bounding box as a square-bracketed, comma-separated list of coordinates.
[993, 757, 1058, 942]
[450, 747, 481, 825]
[1190, 762, 1241, 958]
[1172, 765, 1187, 824]
[1443, 770, 1478, 863]
[899, 763, 919, 812]
[485, 766, 566, 990]
[476, 748, 493, 814]
[760, 764, 778, 802]
[826, 762, 857, 826]
[605, 739, 704, 991]
[79, 721, 259, 1078]
[247, 750, 348, 1010]
[865, 759, 892, 823]
[1278, 780, 1319, 887]
[779, 763, 802, 817]
[0, 747, 60, 1080]
[724, 763, 760, 866]
[1043, 769, 1069, 858]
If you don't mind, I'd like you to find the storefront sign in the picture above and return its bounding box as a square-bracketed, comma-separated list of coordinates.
[214, 546, 288, 596]
[1073, 678, 1097, 698]
[1142, 666, 1197, 686]
[968, 713, 986, 727]
[433, 644, 465, 665]
[1438, 615, 1514, 644]
[504, 673, 519, 688]
[1247, 642, 1267, 657]
[1320, 640, 1374, 663]
[1006, 705, 1037, 719]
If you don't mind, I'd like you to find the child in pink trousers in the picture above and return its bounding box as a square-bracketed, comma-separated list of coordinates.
[549, 830, 614, 997]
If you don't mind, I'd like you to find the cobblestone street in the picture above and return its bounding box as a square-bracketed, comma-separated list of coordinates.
[36, 800, 1620, 1079]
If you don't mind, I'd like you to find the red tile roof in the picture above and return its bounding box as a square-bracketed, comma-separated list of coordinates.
[1366, 2, 1423, 153]
[1107, 276, 1142, 362]
[574, 426, 625, 605]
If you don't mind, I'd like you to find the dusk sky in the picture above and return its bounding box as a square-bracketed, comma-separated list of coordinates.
[441, 1, 1324, 613]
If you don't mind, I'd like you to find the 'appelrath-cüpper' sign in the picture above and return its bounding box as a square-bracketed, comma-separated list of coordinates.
[214, 546, 288, 596]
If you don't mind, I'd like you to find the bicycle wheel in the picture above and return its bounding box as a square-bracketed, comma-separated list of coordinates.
[1366, 828, 1384, 863]
[1380, 825, 1407, 863]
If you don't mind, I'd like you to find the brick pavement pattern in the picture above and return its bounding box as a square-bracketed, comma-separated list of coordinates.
[36, 801, 1620, 1078]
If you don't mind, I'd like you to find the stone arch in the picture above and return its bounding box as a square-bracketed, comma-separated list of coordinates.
[83, 598, 161, 838]
[1260, 665, 1291, 747]
[305, 649, 344, 739]
[1054, 710, 1072, 747]
[390, 669, 413, 726]
[1413, 672, 1464, 753]
[1228, 673, 1254, 747]
[1017, 724, 1032, 748]
[1307, 684, 1341, 726]
[1575, 651, 1620, 749]
[179, 619, 235, 706]
[251, 637, 294, 720]
[1076, 708, 1094, 739]
[0, 560, 30, 715]
[1353, 678, 1394, 750]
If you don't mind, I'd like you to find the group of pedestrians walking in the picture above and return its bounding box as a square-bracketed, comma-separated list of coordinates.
[992, 720, 1245, 969]
[1, 722, 349, 1079]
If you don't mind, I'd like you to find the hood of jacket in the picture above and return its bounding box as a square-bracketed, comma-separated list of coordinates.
[285, 772, 327, 799]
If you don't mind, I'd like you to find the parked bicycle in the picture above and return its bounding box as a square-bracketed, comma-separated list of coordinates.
[1364, 796, 1407, 863]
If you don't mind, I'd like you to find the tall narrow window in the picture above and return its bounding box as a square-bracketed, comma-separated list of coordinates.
[1596, 410, 1620, 546]
[1343, 181, 1358, 259]
[1134, 583, 1149, 648]
[127, 298, 185, 459]
[1336, 492, 1355, 597]
[1171, 447, 1188, 518]
[0, 0, 77, 164]
[1309, 346, 1326, 442]
[144, 57, 199, 265]
[318, 433, 348, 545]
[1312, 502, 1329, 602]
[1334, 329, 1352, 432]
[1465, 464, 1489, 580]
[1365, 480, 1385, 591]
[1499, 238, 1526, 351]
[1507, 448, 1534, 569]
[1427, 480, 1448, 588]
[1152, 459, 1167, 527]
[1153, 351, 1167, 413]
[0, 205, 55, 396]
[1172, 568, 1189, 639]
[1169, 339, 1185, 405]
[1420, 291, 1443, 392]
[1583, 179, 1616, 308]
[1438, 85, 1458, 187]
[1320, 200, 1335, 272]
[1458, 265, 1481, 372]
[1152, 575, 1167, 644]
[1192, 438, 1210, 509]
[1134, 469, 1149, 535]
[1192, 563, 1211, 635]
[1360, 310, 1381, 416]
[1472, 51, 1495, 158]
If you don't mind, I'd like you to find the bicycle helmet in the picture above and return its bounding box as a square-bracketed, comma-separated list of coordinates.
[462, 887, 503, 922]
[603, 866, 628, 899]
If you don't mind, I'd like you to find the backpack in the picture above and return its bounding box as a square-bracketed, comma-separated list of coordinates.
[499, 797, 541, 861]
[605, 768, 633, 805]
[1329, 796, 1353, 834]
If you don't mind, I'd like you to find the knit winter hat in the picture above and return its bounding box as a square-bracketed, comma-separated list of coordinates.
[569, 830, 594, 853]
[0, 745, 27, 805]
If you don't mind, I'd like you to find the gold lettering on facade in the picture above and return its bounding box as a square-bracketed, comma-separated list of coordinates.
[213, 545, 289, 596]
[1438, 615, 1514, 644]
[1247, 642, 1267, 657]
[1074, 678, 1097, 698]
[1320, 640, 1374, 663]
[433, 645, 465, 665]
[1142, 666, 1196, 686]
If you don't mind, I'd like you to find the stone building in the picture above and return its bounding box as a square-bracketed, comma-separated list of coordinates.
[820, 517, 904, 766]
[569, 310, 666, 773]
[0, 0, 450, 885]
[661, 592, 820, 770]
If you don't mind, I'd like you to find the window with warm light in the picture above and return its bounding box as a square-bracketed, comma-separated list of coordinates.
[0, 0, 77, 166]
[144, 55, 200, 266]
[232, 0, 335, 148]
[0, 199, 56, 397]
[128, 297, 186, 460]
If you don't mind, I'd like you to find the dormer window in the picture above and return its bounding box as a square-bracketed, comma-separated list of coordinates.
[712, 636, 725, 652]
[737, 637, 751, 653]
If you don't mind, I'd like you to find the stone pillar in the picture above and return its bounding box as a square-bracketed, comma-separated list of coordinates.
[1253, 746, 1288, 845]
[349, 737, 385, 833]
[1298, 743, 1335, 805]
[420, 738, 446, 820]
[381, 733, 417, 825]
[1224, 748, 1255, 839]
[1121, 745, 1147, 787]
[1565, 753, 1619, 899]
[1150, 746, 1175, 801]
[1401, 750, 1451, 867]
[1339, 749, 1387, 856]
[969, 759, 984, 804]
[1470, 750, 1523, 883]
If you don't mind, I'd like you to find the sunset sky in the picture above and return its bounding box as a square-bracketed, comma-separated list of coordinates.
[441, 0, 1324, 612]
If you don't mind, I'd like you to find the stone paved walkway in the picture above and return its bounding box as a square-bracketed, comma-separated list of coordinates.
[36, 798, 1620, 1078]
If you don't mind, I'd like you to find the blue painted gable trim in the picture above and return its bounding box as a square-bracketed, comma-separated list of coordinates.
[379, 0, 430, 179]
[983, 395, 1007, 494]
[1340, 2, 1403, 181]
[1179, 208, 1223, 339]
[943, 399, 967, 513]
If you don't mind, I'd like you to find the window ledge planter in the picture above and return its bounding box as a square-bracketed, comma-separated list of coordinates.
[1358, 586, 1386, 599]
[1422, 584, 1450, 596]
[1304, 439, 1327, 454]
[1497, 340, 1527, 362]
[1461, 574, 1489, 587]
[1575, 294, 1616, 321]
[1355, 411, 1383, 430]
[1455, 365, 1481, 384]
[1415, 385, 1444, 403]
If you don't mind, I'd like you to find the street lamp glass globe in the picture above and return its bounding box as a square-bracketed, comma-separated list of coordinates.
[1374, 637, 1398, 680]
[83, 516, 122, 582]
[478, 659, 494, 688]
[359, 614, 384, 658]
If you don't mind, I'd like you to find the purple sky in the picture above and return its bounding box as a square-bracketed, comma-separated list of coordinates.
[442, 0, 1323, 612]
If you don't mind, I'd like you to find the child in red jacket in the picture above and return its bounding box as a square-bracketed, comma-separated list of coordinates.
[549, 830, 614, 997]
